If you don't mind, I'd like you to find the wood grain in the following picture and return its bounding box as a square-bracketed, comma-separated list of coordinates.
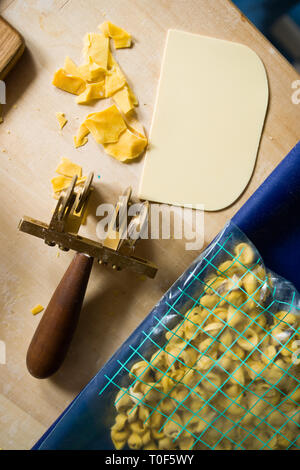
[0, 0, 299, 449]
[26, 253, 93, 379]
[0, 16, 24, 79]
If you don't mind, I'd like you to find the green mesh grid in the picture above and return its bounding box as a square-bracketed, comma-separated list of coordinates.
[99, 233, 300, 450]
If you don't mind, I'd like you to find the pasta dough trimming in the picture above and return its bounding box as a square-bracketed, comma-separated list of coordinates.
[52, 21, 147, 162]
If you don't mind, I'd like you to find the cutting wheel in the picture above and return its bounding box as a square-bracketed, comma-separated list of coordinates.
[76, 172, 94, 214]
[58, 175, 78, 221]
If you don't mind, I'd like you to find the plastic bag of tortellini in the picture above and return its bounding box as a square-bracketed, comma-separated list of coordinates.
[106, 222, 300, 451]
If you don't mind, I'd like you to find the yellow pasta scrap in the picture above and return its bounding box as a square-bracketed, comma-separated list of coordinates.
[52, 23, 146, 161]
[51, 175, 72, 193]
[51, 175, 86, 193]
[103, 129, 147, 161]
[31, 304, 44, 315]
[99, 21, 132, 49]
[105, 63, 126, 97]
[74, 123, 90, 148]
[83, 32, 109, 69]
[55, 157, 82, 178]
[64, 56, 105, 83]
[113, 85, 135, 114]
[125, 115, 145, 138]
[84, 105, 127, 144]
[52, 69, 86, 95]
[76, 81, 105, 104]
[77, 61, 105, 83]
[63, 56, 79, 76]
[56, 112, 67, 129]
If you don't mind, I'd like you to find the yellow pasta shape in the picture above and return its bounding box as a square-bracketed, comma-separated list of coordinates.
[230, 365, 245, 386]
[219, 328, 234, 352]
[184, 321, 199, 340]
[203, 322, 224, 337]
[144, 441, 158, 450]
[141, 430, 152, 446]
[226, 306, 247, 329]
[242, 271, 259, 296]
[128, 432, 143, 449]
[237, 328, 258, 351]
[158, 437, 176, 450]
[164, 414, 182, 439]
[218, 259, 246, 277]
[234, 243, 255, 265]
[111, 241, 300, 450]
[213, 307, 229, 321]
[127, 406, 138, 423]
[113, 413, 127, 430]
[115, 388, 133, 412]
[201, 371, 222, 392]
[178, 436, 195, 450]
[151, 429, 165, 440]
[200, 294, 219, 309]
[129, 420, 147, 435]
[148, 410, 163, 429]
[217, 351, 233, 370]
[160, 399, 176, 415]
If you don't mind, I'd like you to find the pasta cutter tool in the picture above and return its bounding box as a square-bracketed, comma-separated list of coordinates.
[18, 174, 157, 379]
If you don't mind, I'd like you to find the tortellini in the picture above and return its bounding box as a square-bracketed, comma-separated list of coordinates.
[111, 243, 300, 450]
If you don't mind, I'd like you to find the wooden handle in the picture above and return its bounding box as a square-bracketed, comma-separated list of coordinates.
[26, 253, 93, 379]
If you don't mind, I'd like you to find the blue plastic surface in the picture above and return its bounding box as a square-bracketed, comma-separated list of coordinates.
[234, 0, 299, 32]
[233, 0, 300, 63]
[33, 141, 300, 450]
[233, 141, 300, 293]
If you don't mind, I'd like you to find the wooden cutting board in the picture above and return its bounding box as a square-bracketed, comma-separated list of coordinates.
[0, 0, 299, 450]
[0, 16, 24, 79]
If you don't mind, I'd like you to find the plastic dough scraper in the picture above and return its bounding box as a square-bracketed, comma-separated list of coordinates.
[18, 175, 157, 379]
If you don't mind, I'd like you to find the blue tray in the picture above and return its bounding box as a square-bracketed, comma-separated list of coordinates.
[33, 141, 300, 450]
[233, 140, 300, 293]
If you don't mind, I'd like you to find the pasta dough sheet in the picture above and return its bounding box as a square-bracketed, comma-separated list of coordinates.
[139, 30, 269, 211]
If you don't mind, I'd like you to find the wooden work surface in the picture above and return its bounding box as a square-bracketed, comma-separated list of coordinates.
[0, 0, 299, 450]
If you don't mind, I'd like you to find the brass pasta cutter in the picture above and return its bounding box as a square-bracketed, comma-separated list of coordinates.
[18, 174, 157, 379]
